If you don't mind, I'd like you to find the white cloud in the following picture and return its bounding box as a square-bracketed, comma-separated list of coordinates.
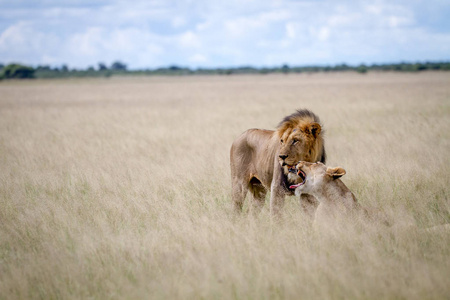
[178, 31, 201, 48]
[328, 14, 357, 27]
[258, 10, 291, 23]
[0, 22, 60, 64]
[317, 27, 330, 42]
[0, 22, 30, 49]
[365, 4, 383, 15]
[387, 15, 413, 28]
[224, 17, 265, 38]
[189, 53, 208, 63]
[68, 27, 104, 56]
[285, 23, 296, 39]
[65, 27, 167, 68]
[0, 0, 448, 68]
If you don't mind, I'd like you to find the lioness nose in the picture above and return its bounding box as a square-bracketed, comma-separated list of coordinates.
[279, 154, 288, 160]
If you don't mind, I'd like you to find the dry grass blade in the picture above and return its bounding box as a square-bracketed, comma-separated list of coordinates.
[0, 73, 449, 299]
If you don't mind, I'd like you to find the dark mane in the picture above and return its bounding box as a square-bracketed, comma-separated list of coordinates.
[277, 109, 321, 128]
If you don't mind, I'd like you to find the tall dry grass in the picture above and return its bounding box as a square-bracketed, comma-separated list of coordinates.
[0, 72, 449, 299]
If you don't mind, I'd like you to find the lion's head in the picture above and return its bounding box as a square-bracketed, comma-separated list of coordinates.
[276, 109, 325, 174]
[288, 161, 346, 195]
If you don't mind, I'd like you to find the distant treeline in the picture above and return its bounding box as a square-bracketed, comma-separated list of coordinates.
[1, 61, 450, 79]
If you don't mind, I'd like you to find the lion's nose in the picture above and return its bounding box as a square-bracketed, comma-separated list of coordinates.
[279, 154, 288, 160]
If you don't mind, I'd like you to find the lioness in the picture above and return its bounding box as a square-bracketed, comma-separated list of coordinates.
[289, 161, 365, 226]
[290, 161, 450, 233]
[230, 109, 325, 215]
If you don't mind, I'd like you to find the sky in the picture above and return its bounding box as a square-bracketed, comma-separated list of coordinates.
[0, 0, 449, 69]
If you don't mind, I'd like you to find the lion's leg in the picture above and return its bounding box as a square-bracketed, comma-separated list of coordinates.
[270, 194, 285, 216]
[270, 186, 286, 216]
[270, 165, 286, 216]
[232, 180, 248, 213]
[300, 194, 319, 218]
[249, 182, 267, 215]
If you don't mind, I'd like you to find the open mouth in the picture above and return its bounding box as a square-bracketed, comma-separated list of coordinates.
[289, 169, 306, 189]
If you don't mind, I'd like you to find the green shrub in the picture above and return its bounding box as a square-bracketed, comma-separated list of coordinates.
[0, 64, 35, 79]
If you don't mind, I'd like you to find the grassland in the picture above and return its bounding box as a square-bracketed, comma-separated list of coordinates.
[0, 72, 449, 299]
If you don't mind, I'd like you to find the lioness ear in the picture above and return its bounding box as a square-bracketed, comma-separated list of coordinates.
[309, 122, 321, 138]
[326, 167, 346, 179]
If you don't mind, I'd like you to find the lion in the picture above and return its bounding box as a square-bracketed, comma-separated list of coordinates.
[290, 161, 450, 233]
[230, 109, 326, 215]
[289, 161, 364, 226]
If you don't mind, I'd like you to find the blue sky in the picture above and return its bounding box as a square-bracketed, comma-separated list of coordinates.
[0, 0, 449, 69]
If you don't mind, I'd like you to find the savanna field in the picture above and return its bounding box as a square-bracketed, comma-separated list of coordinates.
[0, 72, 449, 299]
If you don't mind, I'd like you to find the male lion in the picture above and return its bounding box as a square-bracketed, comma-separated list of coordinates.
[230, 109, 326, 215]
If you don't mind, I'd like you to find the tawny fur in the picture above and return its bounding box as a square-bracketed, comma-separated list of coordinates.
[292, 161, 366, 227]
[292, 162, 450, 233]
[230, 109, 325, 215]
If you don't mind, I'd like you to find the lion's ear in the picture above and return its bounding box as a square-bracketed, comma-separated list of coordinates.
[308, 122, 321, 138]
[326, 167, 346, 179]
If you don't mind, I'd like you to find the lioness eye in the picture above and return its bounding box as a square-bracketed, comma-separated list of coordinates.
[280, 139, 284, 144]
[292, 139, 298, 145]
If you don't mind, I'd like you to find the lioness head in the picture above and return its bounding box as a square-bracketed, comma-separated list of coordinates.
[276, 110, 325, 174]
[289, 161, 346, 195]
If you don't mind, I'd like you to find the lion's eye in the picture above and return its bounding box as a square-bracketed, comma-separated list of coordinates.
[280, 139, 284, 144]
[292, 139, 298, 145]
